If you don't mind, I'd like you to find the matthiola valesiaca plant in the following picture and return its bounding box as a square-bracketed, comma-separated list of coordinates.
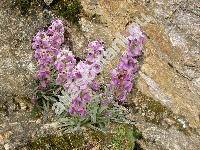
[32, 19, 64, 89]
[54, 40, 104, 116]
[67, 41, 104, 116]
[32, 19, 146, 132]
[110, 25, 146, 102]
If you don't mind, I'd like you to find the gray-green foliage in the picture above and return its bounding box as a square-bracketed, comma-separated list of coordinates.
[52, 90, 72, 115]
[51, 89, 134, 134]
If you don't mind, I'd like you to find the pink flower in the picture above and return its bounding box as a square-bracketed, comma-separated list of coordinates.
[128, 24, 145, 42]
[82, 90, 92, 102]
[91, 62, 102, 74]
[90, 81, 100, 91]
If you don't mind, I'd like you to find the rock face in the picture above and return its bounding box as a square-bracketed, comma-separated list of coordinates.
[0, 1, 51, 108]
[0, 0, 200, 149]
[80, 0, 200, 129]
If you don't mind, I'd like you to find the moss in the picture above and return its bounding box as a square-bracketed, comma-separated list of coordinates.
[12, 0, 44, 14]
[51, 0, 83, 26]
[83, 12, 103, 24]
[110, 124, 141, 150]
[88, 124, 142, 149]
[18, 0, 32, 14]
[26, 133, 86, 150]
[0, 107, 5, 124]
[30, 105, 43, 118]
[25, 123, 141, 149]
[11, 0, 83, 26]
[145, 100, 168, 124]
[130, 89, 195, 135]
[130, 89, 173, 125]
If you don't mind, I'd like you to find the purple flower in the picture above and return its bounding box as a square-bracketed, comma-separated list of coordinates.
[90, 81, 100, 91]
[54, 61, 65, 72]
[68, 90, 92, 117]
[91, 62, 102, 74]
[119, 55, 137, 71]
[81, 89, 92, 102]
[86, 51, 95, 63]
[49, 32, 64, 49]
[33, 19, 147, 119]
[67, 82, 80, 97]
[128, 24, 146, 42]
[123, 80, 133, 92]
[68, 96, 87, 116]
[110, 24, 146, 102]
[133, 46, 142, 56]
[38, 80, 50, 89]
[56, 72, 67, 85]
[37, 69, 50, 80]
[88, 40, 103, 50]
[118, 91, 127, 102]
[62, 41, 105, 117]
[33, 19, 65, 89]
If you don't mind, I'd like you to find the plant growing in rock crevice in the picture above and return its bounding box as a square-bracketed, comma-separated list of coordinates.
[32, 19, 146, 134]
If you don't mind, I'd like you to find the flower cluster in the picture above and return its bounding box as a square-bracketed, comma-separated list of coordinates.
[54, 48, 77, 86]
[33, 19, 106, 117]
[32, 19, 64, 89]
[110, 25, 146, 102]
[55, 40, 104, 116]
[67, 40, 104, 96]
[33, 19, 146, 119]
[68, 89, 91, 116]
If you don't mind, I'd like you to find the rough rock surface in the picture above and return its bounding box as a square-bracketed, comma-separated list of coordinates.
[0, 0, 200, 149]
[0, 1, 51, 109]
